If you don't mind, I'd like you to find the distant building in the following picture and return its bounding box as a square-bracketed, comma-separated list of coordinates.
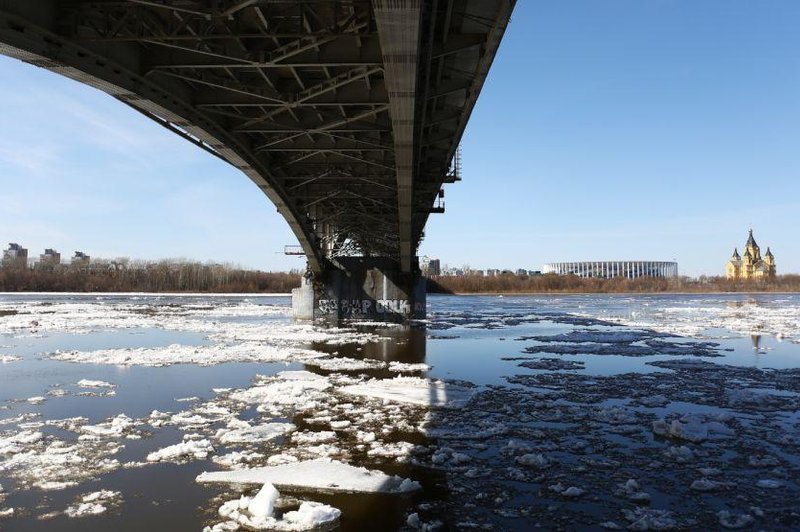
[542, 261, 678, 279]
[486, 269, 500, 277]
[420, 256, 441, 276]
[72, 251, 91, 268]
[516, 268, 527, 276]
[726, 229, 775, 280]
[36, 248, 61, 269]
[2, 243, 28, 268]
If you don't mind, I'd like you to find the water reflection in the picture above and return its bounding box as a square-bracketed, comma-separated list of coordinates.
[751, 334, 762, 350]
[297, 325, 446, 531]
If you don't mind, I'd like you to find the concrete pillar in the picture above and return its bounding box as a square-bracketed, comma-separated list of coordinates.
[292, 257, 426, 322]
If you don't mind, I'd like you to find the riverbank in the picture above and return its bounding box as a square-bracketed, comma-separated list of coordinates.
[428, 273, 800, 295]
[0, 261, 301, 293]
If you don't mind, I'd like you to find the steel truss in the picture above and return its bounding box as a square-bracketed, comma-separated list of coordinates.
[1, 0, 515, 272]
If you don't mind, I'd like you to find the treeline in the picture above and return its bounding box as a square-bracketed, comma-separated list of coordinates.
[428, 273, 800, 294]
[0, 260, 301, 293]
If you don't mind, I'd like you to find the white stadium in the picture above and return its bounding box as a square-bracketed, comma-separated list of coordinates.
[542, 261, 678, 279]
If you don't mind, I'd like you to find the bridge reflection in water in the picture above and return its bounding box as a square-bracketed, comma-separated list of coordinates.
[299, 325, 449, 531]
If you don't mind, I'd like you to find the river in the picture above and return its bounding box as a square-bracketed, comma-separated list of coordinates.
[1, 293, 799, 530]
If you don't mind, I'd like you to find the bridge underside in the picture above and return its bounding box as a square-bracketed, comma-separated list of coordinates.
[0, 0, 514, 319]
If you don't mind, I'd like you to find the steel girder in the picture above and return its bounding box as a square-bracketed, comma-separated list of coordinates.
[0, 0, 515, 272]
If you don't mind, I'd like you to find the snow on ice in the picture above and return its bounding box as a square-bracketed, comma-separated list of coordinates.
[341, 376, 474, 408]
[197, 459, 421, 494]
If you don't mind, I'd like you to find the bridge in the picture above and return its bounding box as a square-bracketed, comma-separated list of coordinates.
[0, 0, 515, 320]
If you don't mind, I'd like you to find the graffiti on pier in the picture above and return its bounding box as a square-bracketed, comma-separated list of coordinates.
[318, 299, 413, 317]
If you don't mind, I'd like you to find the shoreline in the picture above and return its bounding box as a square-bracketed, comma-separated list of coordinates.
[432, 290, 800, 296]
[0, 291, 292, 297]
[2, 290, 797, 297]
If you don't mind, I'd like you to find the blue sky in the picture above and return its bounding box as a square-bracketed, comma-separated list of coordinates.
[2, 1, 799, 276]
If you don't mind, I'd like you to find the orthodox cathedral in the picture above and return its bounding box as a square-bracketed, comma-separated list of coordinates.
[726, 230, 776, 280]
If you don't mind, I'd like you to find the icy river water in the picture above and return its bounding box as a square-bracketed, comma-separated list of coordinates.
[1, 293, 799, 531]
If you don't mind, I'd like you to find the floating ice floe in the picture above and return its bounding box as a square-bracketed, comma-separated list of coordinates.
[291, 431, 337, 445]
[64, 490, 121, 518]
[518, 357, 585, 371]
[0, 355, 20, 363]
[549, 483, 584, 497]
[213, 451, 265, 469]
[652, 414, 735, 443]
[581, 300, 800, 342]
[0, 301, 287, 337]
[303, 357, 386, 372]
[214, 482, 341, 531]
[217, 423, 295, 445]
[388, 361, 431, 372]
[717, 510, 754, 529]
[0, 430, 43, 454]
[147, 437, 214, 462]
[77, 379, 115, 389]
[52, 343, 327, 367]
[6, 299, 382, 368]
[622, 507, 679, 530]
[340, 376, 474, 408]
[522, 329, 668, 344]
[515, 453, 551, 469]
[0, 432, 122, 490]
[197, 459, 421, 494]
[81, 414, 136, 438]
[227, 371, 332, 415]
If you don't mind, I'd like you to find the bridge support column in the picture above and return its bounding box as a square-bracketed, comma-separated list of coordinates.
[292, 257, 426, 322]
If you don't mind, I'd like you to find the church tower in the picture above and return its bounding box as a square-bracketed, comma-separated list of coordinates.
[744, 229, 761, 263]
[726, 230, 776, 280]
[725, 248, 741, 279]
[764, 247, 776, 278]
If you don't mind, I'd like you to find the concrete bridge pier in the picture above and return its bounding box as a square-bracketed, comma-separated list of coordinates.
[292, 257, 426, 322]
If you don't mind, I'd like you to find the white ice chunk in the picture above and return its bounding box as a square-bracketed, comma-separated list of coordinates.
[516, 453, 550, 469]
[64, 490, 120, 518]
[622, 508, 678, 530]
[52, 343, 327, 367]
[218, 497, 340, 531]
[147, 438, 214, 462]
[340, 377, 474, 408]
[718, 511, 754, 529]
[64, 503, 107, 518]
[197, 459, 421, 494]
[218, 423, 295, 445]
[303, 357, 386, 372]
[81, 414, 135, 438]
[291, 431, 337, 445]
[248, 483, 280, 518]
[0, 430, 43, 454]
[77, 379, 115, 389]
[387, 362, 431, 373]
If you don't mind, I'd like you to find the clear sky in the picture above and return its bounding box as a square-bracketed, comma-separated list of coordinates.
[1, 1, 799, 276]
